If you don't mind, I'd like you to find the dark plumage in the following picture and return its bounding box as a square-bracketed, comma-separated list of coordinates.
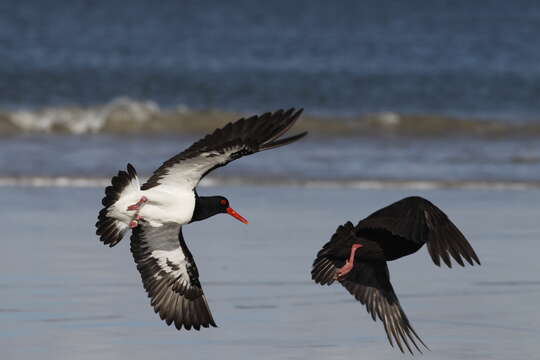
[95, 163, 137, 247]
[311, 196, 480, 354]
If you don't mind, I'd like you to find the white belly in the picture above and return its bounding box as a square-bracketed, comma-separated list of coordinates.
[109, 185, 195, 227]
[140, 186, 195, 226]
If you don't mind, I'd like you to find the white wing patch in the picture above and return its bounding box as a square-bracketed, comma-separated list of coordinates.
[135, 223, 193, 288]
[151, 248, 188, 279]
[151, 146, 243, 191]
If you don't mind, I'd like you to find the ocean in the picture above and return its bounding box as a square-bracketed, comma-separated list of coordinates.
[2, 0, 540, 118]
[2, 3, 540, 358]
[1, 0, 539, 185]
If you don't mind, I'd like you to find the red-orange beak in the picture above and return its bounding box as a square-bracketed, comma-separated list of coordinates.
[226, 207, 249, 224]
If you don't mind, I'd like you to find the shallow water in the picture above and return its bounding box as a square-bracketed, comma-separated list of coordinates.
[2, 135, 540, 185]
[2, 185, 540, 359]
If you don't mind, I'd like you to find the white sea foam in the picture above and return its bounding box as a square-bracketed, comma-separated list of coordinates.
[2, 98, 540, 137]
[7, 97, 161, 134]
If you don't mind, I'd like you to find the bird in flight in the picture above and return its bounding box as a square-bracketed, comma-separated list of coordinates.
[96, 108, 306, 330]
[311, 196, 480, 354]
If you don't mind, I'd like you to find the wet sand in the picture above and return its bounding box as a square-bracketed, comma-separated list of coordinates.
[2, 185, 539, 359]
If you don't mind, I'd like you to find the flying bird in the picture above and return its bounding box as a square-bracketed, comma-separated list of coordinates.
[311, 196, 480, 354]
[96, 108, 306, 330]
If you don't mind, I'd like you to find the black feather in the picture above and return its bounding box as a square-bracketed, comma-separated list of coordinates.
[95, 163, 138, 247]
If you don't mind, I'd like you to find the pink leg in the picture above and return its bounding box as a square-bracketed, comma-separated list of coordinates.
[127, 196, 148, 211]
[335, 244, 363, 280]
[129, 215, 144, 229]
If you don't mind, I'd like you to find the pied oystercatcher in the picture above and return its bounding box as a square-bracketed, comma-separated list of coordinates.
[311, 196, 480, 354]
[96, 108, 306, 330]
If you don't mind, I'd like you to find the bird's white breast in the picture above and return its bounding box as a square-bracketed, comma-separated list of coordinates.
[138, 186, 196, 227]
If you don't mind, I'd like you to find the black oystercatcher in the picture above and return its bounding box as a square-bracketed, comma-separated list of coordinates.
[311, 196, 480, 354]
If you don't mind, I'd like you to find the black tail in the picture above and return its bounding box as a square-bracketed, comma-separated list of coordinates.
[96, 164, 138, 247]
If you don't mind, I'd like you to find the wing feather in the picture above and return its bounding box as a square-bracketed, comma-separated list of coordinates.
[312, 229, 428, 354]
[356, 196, 480, 267]
[340, 262, 428, 354]
[130, 223, 217, 330]
[141, 108, 306, 191]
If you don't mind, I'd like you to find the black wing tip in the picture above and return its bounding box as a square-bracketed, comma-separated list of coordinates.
[153, 301, 217, 331]
[126, 163, 137, 178]
[311, 256, 339, 286]
[387, 322, 429, 355]
[432, 254, 481, 268]
[338, 266, 429, 355]
[448, 256, 481, 268]
[311, 271, 336, 286]
[430, 239, 481, 268]
[95, 214, 125, 247]
[261, 131, 308, 150]
[271, 107, 302, 116]
[170, 320, 218, 331]
[287, 107, 304, 118]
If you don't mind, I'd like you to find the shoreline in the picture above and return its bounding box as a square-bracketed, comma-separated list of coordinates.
[2, 175, 539, 190]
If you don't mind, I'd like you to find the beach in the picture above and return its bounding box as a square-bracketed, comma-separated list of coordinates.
[2, 185, 539, 359]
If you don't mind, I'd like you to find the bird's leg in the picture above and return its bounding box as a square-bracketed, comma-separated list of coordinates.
[127, 196, 147, 228]
[129, 214, 144, 229]
[127, 196, 148, 211]
[336, 244, 363, 280]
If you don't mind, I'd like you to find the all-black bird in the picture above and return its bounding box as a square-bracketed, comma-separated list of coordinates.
[96, 108, 306, 330]
[311, 196, 480, 354]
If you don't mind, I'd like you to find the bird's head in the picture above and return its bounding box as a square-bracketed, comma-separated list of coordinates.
[215, 196, 249, 224]
[191, 195, 249, 224]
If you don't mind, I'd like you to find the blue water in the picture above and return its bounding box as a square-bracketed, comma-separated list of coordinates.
[2, 0, 540, 119]
[2, 134, 540, 184]
[1, 1, 539, 183]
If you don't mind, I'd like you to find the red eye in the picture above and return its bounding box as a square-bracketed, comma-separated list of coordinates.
[220, 199, 227, 206]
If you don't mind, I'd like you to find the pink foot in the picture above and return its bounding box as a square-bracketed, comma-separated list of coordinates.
[335, 243, 363, 280]
[335, 260, 353, 280]
[129, 215, 144, 228]
[127, 196, 148, 211]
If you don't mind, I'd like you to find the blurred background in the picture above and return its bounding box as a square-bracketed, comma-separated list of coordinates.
[2, 2, 540, 360]
[1, 0, 539, 185]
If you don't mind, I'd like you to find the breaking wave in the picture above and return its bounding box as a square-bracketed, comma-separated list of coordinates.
[2, 97, 540, 137]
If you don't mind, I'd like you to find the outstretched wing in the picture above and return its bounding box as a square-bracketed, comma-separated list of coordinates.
[312, 249, 427, 354]
[356, 196, 480, 267]
[141, 108, 306, 191]
[130, 223, 217, 330]
[340, 261, 428, 354]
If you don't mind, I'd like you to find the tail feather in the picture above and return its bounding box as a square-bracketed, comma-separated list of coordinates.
[96, 163, 139, 247]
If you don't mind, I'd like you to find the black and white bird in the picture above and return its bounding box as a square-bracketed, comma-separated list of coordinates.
[96, 108, 306, 330]
[311, 196, 480, 354]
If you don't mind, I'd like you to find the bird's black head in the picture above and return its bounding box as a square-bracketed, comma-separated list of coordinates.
[191, 195, 249, 224]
